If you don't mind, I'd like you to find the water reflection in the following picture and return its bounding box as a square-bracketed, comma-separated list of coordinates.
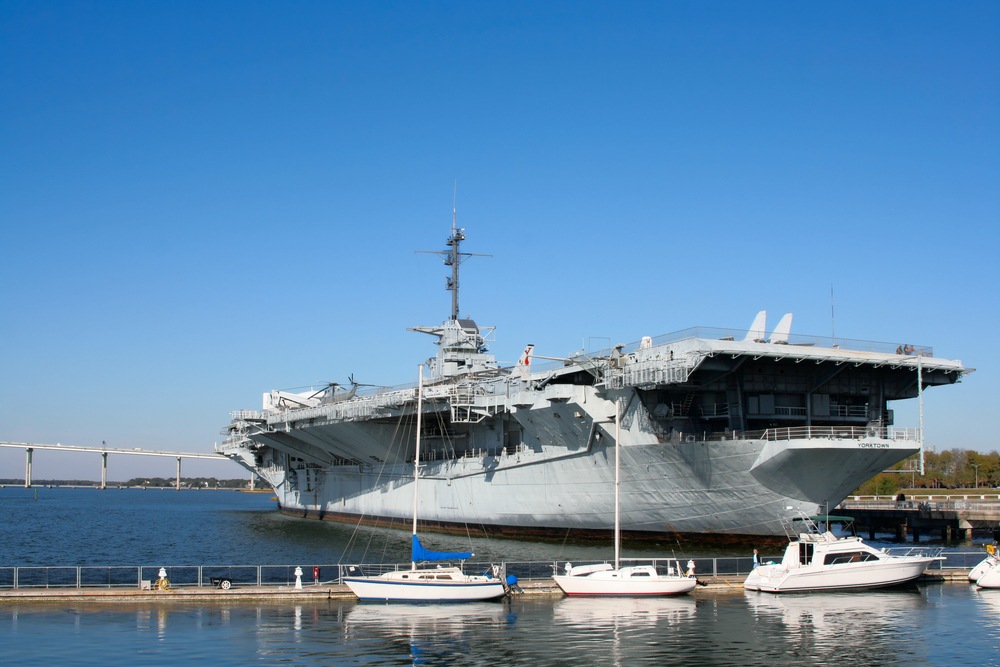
[344, 601, 514, 665]
[551, 597, 697, 667]
[745, 588, 929, 665]
[552, 595, 696, 625]
[2, 588, 996, 666]
[345, 600, 511, 630]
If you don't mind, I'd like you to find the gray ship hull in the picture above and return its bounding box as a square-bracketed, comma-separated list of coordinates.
[259, 435, 916, 539]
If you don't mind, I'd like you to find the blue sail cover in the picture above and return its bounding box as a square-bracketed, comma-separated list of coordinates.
[411, 534, 473, 562]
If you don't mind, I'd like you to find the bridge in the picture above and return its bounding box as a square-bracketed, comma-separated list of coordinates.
[839, 497, 1000, 542]
[0, 441, 242, 490]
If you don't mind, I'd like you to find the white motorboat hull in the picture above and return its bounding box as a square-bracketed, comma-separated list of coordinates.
[970, 556, 998, 582]
[744, 557, 939, 593]
[975, 560, 1000, 589]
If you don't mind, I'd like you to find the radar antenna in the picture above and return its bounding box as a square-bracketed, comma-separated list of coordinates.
[416, 182, 491, 321]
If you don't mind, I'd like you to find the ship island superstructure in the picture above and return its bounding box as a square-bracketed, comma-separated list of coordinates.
[218, 227, 972, 540]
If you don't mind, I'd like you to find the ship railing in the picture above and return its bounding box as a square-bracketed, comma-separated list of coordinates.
[842, 498, 1000, 512]
[700, 403, 730, 418]
[831, 404, 870, 418]
[7, 553, 980, 590]
[754, 425, 920, 442]
[447, 384, 504, 424]
[265, 386, 421, 424]
[639, 328, 934, 358]
[553, 327, 936, 363]
[773, 406, 807, 416]
[230, 410, 267, 421]
[616, 357, 693, 388]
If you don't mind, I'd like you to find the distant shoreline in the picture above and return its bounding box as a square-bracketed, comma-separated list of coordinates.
[0, 483, 269, 491]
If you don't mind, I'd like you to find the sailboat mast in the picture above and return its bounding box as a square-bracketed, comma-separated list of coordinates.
[411, 364, 424, 569]
[614, 397, 621, 570]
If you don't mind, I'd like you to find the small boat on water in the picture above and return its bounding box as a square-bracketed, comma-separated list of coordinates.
[342, 555, 507, 602]
[969, 544, 999, 583]
[553, 399, 698, 597]
[971, 544, 1000, 589]
[342, 366, 509, 603]
[744, 515, 943, 593]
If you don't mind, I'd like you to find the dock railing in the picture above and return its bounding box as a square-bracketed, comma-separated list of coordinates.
[0, 553, 973, 591]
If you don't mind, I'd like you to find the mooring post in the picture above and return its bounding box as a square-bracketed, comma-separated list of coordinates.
[24, 447, 32, 488]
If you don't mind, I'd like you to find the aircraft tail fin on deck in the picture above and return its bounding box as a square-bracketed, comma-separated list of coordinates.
[516, 344, 534, 377]
[769, 313, 793, 343]
[744, 311, 767, 342]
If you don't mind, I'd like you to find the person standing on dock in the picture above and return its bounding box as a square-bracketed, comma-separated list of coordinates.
[753, 549, 760, 569]
[313, 566, 320, 585]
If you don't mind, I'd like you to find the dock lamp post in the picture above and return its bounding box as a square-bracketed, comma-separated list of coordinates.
[972, 463, 980, 489]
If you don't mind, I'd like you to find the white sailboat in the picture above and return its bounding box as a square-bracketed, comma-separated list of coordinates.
[342, 365, 508, 602]
[552, 398, 698, 597]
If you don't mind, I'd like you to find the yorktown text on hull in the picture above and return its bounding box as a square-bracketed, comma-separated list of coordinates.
[218, 226, 972, 541]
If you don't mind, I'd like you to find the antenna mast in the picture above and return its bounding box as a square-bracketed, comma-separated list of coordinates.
[830, 284, 836, 341]
[417, 183, 491, 321]
[446, 184, 464, 321]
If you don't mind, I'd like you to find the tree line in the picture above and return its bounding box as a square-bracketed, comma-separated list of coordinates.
[855, 448, 1000, 495]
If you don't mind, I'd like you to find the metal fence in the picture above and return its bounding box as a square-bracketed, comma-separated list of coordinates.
[0, 552, 982, 590]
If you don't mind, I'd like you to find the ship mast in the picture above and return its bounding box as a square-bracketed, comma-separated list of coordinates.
[445, 204, 464, 321]
[417, 185, 490, 321]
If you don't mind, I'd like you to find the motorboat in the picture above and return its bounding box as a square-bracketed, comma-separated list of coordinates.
[972, 544, 1000, 589]
[552, 399, 698, 597]
[969, 544, 999, 583]
[744, 516, 943, 593]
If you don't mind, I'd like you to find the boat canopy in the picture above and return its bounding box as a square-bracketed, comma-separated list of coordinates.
[411, 534, 473, 562]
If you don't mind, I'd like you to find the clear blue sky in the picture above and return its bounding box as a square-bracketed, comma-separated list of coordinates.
[1, 1, 997, 481]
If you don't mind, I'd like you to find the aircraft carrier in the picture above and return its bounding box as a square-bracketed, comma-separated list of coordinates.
[218, 225, 972, 541]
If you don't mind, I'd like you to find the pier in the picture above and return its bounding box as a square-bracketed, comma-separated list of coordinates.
[0, 441, 237, 490]
[839, 497, 1000, 542]
[0, 552, 985, 603]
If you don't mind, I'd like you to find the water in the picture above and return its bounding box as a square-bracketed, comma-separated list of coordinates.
[2, 487, 1000, 666]
[0, 486, 760, 566]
